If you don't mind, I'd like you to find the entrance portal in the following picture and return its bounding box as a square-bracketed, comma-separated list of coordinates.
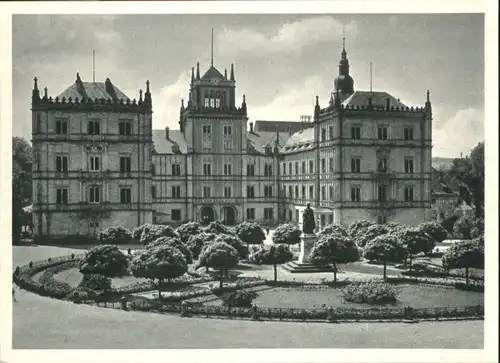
[200, 206, 215, 225]
[221, 206, 236, 225]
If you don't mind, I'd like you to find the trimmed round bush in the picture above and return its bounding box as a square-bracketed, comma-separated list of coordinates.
[147, 236, 193, 264]
[186, 232, 218, 259]
[453, 215, 475, 239]
[418, 221, 448, 243]
[140, 224, 179, 246]
[78, 245, 129, 277]
[249, 244, 293, 281]
[442, 239, 484, 284]
[214, 234, 248, 260]
[272, 223, 301, 245]
[78, 273, 112, 292]
[357, 224, 390, 247]
[234, 221, 266, 245]
[347, 220, 376, 239]
[99, 226, 134, 245]
[220, 290, 258, 307]
[341, 280, 400, 304]
[318, 224, 349, 238]
[199, 242, 239, 288]
[176, 222, 202, 243]
[133, 223, 154, 241]
[363, 234, 406, 263]
[203, 221, 236, 236]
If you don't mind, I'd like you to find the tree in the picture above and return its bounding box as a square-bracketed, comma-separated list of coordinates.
[318, 224, 349, 238]
[453, 215, 475, 239]
[199, 242, 239, 289]
[130, 245, 188, 298]
[214, 234, 248, 260]
[186, 232, 217, 260]
[176, 222, 202, 243]
[12, 137, 33, 245]
[399, 227, 436, 270]
[347, 220, 376, 239]
[203, 221, 236, 236]
[442, 240, 484, 285]
[272, 223, 301, 245]
[418, 221, 448, 243]
[357, 224, 390, 247]
[78, 245, 129, 277]
[363, 235, 405, 279]
[140, 224, 179, 246]
[309, 234, 359, 282]
[233, 221, 266, 245]
[249, 244, 293, 281]
[147, 236, 193, 264]
[99, 226, 134, 245]
[132, 223, 155, 241]
[470, 218, 484, 239]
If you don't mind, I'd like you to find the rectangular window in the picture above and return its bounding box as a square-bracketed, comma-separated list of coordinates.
[119, 121, 132, 135]
[223, 125, 232, 135]
[264, 186, 273, 198]
[246, 186, 255, 198]
[171, 209, 182, 221]
[151, 186, 156, 199]
[224, 164, 232, 176]
[329, 126, 334, 140]
[288, 186, 293, 198]
[309, 160, 314, 174]
[329, 157, 334, 172]
[264, 164, 272, 177]
[301, 161, 306, 174]
[328, 214, 334, 224]
[321, 186, 326, 200]
[293, 162, 298, 175]
[378, 185, 387, 202]
[378, 126, 388, 140]
[56, 188, 68, 205]
[321, 128, 326, 142]
[172, 186, 181, 198]
[295, 185, 299, 199]
[247, 164, 255, 176]
[120, 188, 132, 203]
[151, 164, 156, 176]
[203, 186, 211, 198]
[309, 185, 314, 199]
[288, 162, 292, 175]
[404, 187, 415, 202]
[224, 187, 232, 198]
[264, 208, 274, 221]
[329, 186, 334, 201]
[282, 163, 286, 175]
[223, 140, 232, 151]
[89, 186, 101, 203]
[302, 185, 306, 199]
[56, 156, 68, 172]
[89, 156, 100, 171]
[120, 156, 132, 172]
[172, 164, 181, 176]
[404, 127, 414, 141]
[351, 158, 361, 173]
[404, 159, 414, 173]
[246, 208, 255, 220]
[321, 158, 326, 173]
[88, 120, 100, 135]
[203, 164, 211, 176]
[202, 125, 211, 135]
[55, 119, 68, 135]
[351, 127, 361, 139]
[351, 187, 361, 202]
[377, 158, 388, 172]
[204, 98, 210, 108]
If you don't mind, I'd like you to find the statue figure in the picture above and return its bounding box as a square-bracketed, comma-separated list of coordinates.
[302, 203, 316, 234]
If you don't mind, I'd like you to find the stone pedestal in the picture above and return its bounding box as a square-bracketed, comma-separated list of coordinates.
[282, 233, 335, 273]
[298, 233, 318, 263]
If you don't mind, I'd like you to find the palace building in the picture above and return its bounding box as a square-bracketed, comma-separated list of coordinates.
[31, 41, 433, 241]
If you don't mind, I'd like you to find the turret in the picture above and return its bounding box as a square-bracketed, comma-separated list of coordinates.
[144, 80, 151, 104]
[196, 62, 200, 79]
[230, 63, 235, 81]
[32, 77, 40, 104]
[314, 95, 320, 120]
[333, 38, 355, 95]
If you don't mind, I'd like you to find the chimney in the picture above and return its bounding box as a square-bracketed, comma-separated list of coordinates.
[105, 78, 117, 99]
[165, 126, 170, 139]
[385, 97, 390, 110]
[249, 122, 253, 133]
[460, 152, 463, 158]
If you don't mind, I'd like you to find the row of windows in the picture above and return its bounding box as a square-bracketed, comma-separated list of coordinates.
[55, 187, 133, 204]
[282, 184, 416, 202]
[168, 207, 275, 222]
[53, 119, 134, 136]
[202, 124, 233, 135]
[150, 185, 274, 199]
[54, 156, 134, 172]
[281, 158, 415, 175]
[319, 126, 415, 142]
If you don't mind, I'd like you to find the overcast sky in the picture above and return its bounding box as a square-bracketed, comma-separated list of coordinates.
[12, 14, 484, 158]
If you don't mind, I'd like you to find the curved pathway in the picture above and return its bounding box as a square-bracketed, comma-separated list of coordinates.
[12, 246, 484, 349]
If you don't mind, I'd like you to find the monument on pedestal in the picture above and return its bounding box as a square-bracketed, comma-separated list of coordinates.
[283, 204, 335, 273]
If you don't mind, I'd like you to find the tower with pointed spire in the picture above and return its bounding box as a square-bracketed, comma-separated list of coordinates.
[333, 37, 355, 97]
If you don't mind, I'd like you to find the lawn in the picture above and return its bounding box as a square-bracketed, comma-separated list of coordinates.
[221, 284, 485, 310]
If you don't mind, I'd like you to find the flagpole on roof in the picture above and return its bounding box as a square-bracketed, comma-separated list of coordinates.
[93, 50, 95, 83]
[369, 62, 372, 93]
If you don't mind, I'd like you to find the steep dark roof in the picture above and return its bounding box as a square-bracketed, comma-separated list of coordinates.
[431, 167, 459, 196]
[342, 91, 407, 108]
[201, 66, 225, 80]
[247, 131, 290, 154]
[283, 127, 314, 147]
[152, 129, 188, 154]
[57, 81, 130, 101]
[253, 120, 312, 134]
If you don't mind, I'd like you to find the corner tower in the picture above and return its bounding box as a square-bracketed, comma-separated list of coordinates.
[333, 38, 355, 97]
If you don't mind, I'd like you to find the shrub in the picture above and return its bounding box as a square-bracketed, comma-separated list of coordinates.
[147, 236, 193, 264]
[398, 227, 436, 269]
[214, 234, 248, 260]
[347, 220, 376, 239]
[186, 232, 217, 259]
[140, 225, 179, 246]
[234, 221, 266, 245]
[357, 224, 389, 247]
[341, 280, 400, 304]
[78, 273, 112, 292]
[99, 226, 134, 245]
[176, 222, 202, 243]
[470, 218, 484, 239]
[249, 244, 293, 281]
[418, 221, 448, 243]
[442, 239, 484, 285]
[133, 223, 154, 241]
[78, 245, 129, 277]
[203, 221, 236, 236]
[363, 234, 405, 279]
[220, 290, 258, 307]
[318, 224, 349, 238]
[453, 215, 475, 239]
[130, 245, 188, 298]
[199, 242, 239, 289]
[272, 223, 301, 245]
[66, 287, 99, 302]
